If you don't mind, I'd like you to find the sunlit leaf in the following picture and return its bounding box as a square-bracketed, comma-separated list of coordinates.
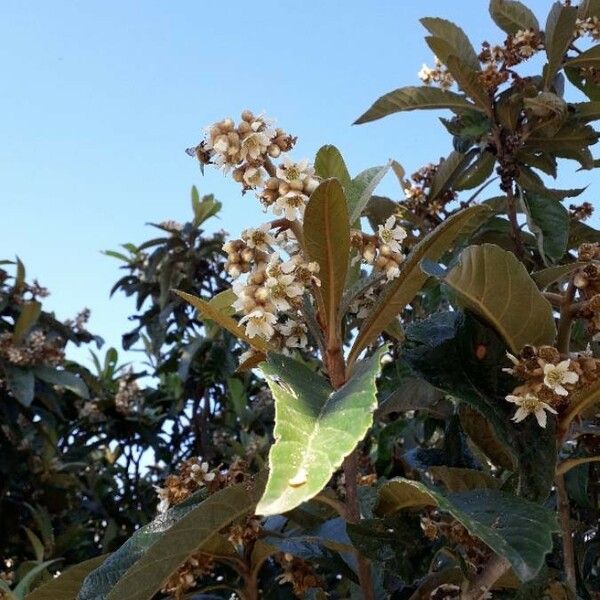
[303, 179, 350, 338]
[256, 347, 387, 516]
[314, 145, 351, 188]
[13, 301, 42, 344]
[427, 243, 556, 351]
[347, 163, 391, 224]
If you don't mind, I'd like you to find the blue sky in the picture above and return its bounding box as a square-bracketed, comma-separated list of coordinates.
[1, 0, 598, 367]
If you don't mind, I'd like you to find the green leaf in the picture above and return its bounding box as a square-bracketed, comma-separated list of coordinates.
[303, 179, 350, 336]
[444, 56, 490, 111]
[376, 479, 558, 581]
[531, 262, 586, 289]
[454, 151, 496, 191]
[561, 378, 600, 430]
[543, 2, 578, 90]
[429, 150, 477, 200]
[426, 466, 501, 492]
[33, 366, 89, 399]
[421, 17, 480, 71]
[314, 145, 351, 188]
[565, 65, 600, 101]
[78, 494, 216, 600]
[174, 290, 269, 353]
[527, 123, 599, 152]
[568, 219, 600, 247]
[405, 311, 557, 501]
[191, 189, 221, 226]
[207, 288, 237, 316]
[25, 555, 107, 600]
[354, 86, 480, 125]
[430, 243, 556, 351]
[256, 346, 387, 515]
[13, 301, 42, 344]
[565, 44, 600, 69]
[348, 205, 491, 366]
[489, 0, 540, 34]
[346, 163, 391, 224]
[521, 193, 569, 264]
[572, 101, 600, 123]
[102, 482, 260, 600]
[15, 257, 25, 293]
[4, 365, 35, 407]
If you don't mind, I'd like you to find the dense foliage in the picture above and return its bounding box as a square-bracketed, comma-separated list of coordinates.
[4, 1, 600, 599]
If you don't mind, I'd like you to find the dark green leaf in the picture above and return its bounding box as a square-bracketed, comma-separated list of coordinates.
[4, 365, 35, 407]
[33, 366, 90, 399]
[543, 2, 578, 90]
[354, 86, 481, 125]
[377, 479, 558, 581]
[489, 0, 540, 34]
[421, 17, 480, 71]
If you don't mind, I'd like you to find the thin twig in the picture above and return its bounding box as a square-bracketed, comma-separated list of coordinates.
[556, 473, 577, 595]
[461, 554, 510, 600]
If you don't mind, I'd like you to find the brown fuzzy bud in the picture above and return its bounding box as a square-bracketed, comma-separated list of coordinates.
[538, 345, 560, 364]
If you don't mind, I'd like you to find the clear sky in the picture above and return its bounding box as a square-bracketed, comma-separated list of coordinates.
[1, 0, 598, 367]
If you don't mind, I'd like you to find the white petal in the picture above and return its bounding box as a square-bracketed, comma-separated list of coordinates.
[534, 408, 547, 428]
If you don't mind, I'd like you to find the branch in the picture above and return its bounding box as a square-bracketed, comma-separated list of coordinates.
[555, 473, 577, 595]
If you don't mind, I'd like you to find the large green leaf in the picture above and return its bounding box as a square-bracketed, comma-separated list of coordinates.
[78, 497, 204, 600]
[314, 145, 351, 188]
[256, 346, 387, 516]
[346, 163, 391, 224]
[489, 0, 540, 34]
[543, 2, 578, 90]
[427, 243, 556, 352]
[376, 478, 558, 582]
[420, 17, 480, 71]
[304, 179, 350, 337]
[33, 366, 90, 399]
[572, 100, 600, 123]
[347, 205, 491, 367]
[521, 193, 569, 265]
[404, 311, 557, 501]
[102, 481, 261, 600]
[174, 290, 269, 353]
[568, 219, 600, 248]
[354, 86, 480, 125]
[26, 555, 108, 600]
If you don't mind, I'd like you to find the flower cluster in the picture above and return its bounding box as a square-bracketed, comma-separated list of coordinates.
[160, 552, 215, 599]
[575, 16, 600, 39]
[401, 162, 457, 220]
[350, 214, 408, 282]
[418, 56, 454, 90]
[503, 344, 600, 427]
[154, 457, 219, 514]
[114, 369, 144, 415]
[276, 553, 324, 597]
[0, 330, 64, 367]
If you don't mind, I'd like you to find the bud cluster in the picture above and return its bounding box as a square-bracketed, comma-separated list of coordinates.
[160, 552, 215, 599]
[114, 369, 144, 415]
[574, 243, 600, 338]
[575, 16, 600, 39]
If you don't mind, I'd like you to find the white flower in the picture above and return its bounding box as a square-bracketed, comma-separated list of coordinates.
[240, 131, 272, 161]
[543, 360, 579, 396]
[278, 320, 308, 349]
[276, 157, 313, 187]
[502, 352, 521, 374]
[239, 309, 277, 339]
[273, 191, 308, 221]
[378, 216, 407, 254]
[385, 264, 401, 280]
[505, 392, 557, 428]
[232, 280, 255, 313]
[241, 224, 274, 252]
[266, 274, 304, 311]
[190, 461, 216, 483]
[154, 486, 170, 514]
[418, 64, 435, 85]
[243, 166, 264, 188]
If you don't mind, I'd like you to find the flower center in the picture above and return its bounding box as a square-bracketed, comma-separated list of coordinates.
[285, 165, 300, 180]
